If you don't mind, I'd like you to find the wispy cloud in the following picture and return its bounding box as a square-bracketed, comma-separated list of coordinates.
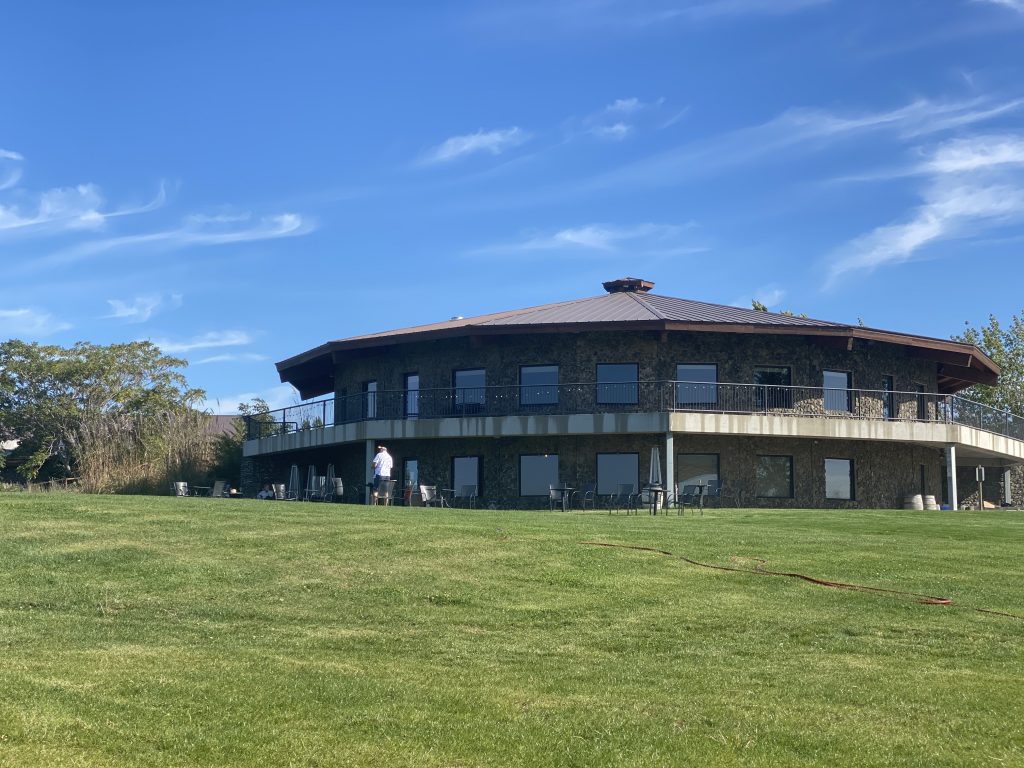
[192, 352, 268, 365]
[0, 149, 23, 191]
[571, 97, 671, 142]
[149, 330, 253, 354]
[473, 222, 705, 257]
[36, 212, 312, 268]
[0, 181, 167, 235]
[0, 307, 72, 336]
[199, 384, 298, 414]
[420, 127, 530, 165]
[105, 293, 183, 323]
[973, 0, 1024, 13]
[826, 134, 1024, 285]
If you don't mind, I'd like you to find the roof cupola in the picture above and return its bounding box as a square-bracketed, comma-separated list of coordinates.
[602, 277, 654, 294]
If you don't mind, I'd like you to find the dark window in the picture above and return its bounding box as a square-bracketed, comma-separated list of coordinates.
[403, 458, 419, 501]
[405, 373, 420, 418]
[597, 363, 639, 405]
[916, 384, 927, 420]
[920, 465, 926, 496]
[520, 365, 559, 406]
[676, 364, 717, 407]
[757, 455, 793, 498]
[520, 454, 559, 496]
[452, 456, 481, 496]
[454, 369, 486, 413]
[754, 367, 792, 409]
[882, 375, 895, 420]
[824, 370, 852, 413]
[597, 452, 639, 496]
[677, 454, 719, 489]
[825, 458, 854, 500]
[363, 380, 377, 419]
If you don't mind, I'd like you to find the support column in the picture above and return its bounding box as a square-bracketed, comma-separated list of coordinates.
[365, 439, 375, 504]
[1004, 467, 1013, 507]
[665, 432, 675, 502]
[945, 444, 958, 511]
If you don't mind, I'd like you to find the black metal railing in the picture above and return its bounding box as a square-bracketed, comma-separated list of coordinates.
[244, 381, 1024, 444]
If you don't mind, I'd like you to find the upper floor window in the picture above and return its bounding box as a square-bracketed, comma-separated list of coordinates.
[823, 370, 852, 413]
[405, 373, 420, 419]
[676, 364, 717, 407]
[882, 375, 895, 420]
[454, 369, 486, 413]
[597, 363, 638, 405]
[754, 366, 792, 409]
[520, 365, 558, 406]
[364, 380, 377, 419]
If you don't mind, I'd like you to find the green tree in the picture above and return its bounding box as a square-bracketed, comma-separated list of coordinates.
[211, 398, 272, 484]
[0, 340, 203, 483]
[953, 312, 1024, 414]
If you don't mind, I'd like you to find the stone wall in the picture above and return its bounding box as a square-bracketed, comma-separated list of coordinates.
[246, 434, 945, 510]
[955, 463, 1024, 509]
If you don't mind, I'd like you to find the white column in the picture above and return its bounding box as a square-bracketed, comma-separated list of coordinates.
[665, 432, 675, 502]
[365, 439, 375, 504]
[945, 444, 958, 511]
[1004, 467, 1013, 506]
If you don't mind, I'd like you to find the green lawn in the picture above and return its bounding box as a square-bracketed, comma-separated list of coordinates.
[0, 495, 1021, 767]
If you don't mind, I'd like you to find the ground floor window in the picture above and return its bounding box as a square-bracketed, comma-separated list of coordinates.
[677, 453, 719, 489]
[452, 456, 480, 495]
[597, 452, 638, 495]
[520, 454, 559, 495]
[757, 455, 793, 498]
[825, 458, 854, 500]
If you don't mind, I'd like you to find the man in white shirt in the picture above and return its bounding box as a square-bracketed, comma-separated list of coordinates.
[371, 445, 393, 503]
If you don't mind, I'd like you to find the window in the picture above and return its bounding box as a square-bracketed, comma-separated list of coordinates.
[754, 366, 792, 409]
[916, 384, 927, 420]
[364, 380, 377, 419]
[520, 365, 559, 406]
[676, 364, 717, 408]
[453, 456, 480, 494]
[825, 458, 854, 500]
[597, 452, 639, 496]
[597, 363, 639, 405]
[454, 369, 486, 413]
[756, 455, 793, 498]
[823, 370, 852, 413]
[882, 375, 894, 420]
[405, 373, 420, 418]
[399, 460, 415, 489]
[520, 454, 559, 496]
[678, 454, 719, 489]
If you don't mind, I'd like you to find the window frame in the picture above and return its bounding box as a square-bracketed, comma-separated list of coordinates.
[519, 453, 560, 496]
[363, 380, 377, 420]
[824, 457, 855, 501]
[756, 454, 794, 499]
[677, 453, 720, 490]
[753, 365, 793, 410]
[596, 451, 640, 496]
[404, 372, 420, 419]
[519, 364, 560, 407]
[451, 455, 482, 497]
[675, 363, 718, 408]
[823, 370, 853, 413]
[596, 362, 639, 406]
[453, 368, 486, 413]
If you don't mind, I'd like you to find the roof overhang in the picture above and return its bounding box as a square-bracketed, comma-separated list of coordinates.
[277, 320, 999, 400]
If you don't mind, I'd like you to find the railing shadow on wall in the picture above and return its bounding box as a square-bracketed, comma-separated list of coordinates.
[245, 381, 1024, 444]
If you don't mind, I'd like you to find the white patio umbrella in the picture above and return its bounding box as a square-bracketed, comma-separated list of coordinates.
[649, 446, 662, 486]
[286, 464, 300, 500]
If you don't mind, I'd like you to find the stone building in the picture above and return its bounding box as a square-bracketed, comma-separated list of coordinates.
[242, 278, 1024, 509]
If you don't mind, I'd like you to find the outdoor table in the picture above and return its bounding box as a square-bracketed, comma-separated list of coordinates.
[553, 485, 574, 512]
[644, 484, 666, 515]
[192, 486, 211, 497]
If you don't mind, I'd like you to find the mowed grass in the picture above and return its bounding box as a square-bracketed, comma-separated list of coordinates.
[0, 495, 1021, 768]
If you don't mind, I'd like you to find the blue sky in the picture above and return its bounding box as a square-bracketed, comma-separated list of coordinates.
[3, 0, 1024, 412]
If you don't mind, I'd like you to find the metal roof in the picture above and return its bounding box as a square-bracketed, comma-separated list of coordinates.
[276, 279, 998, 398]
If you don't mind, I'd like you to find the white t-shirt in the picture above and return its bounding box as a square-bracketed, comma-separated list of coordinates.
[372, 450, 393, 477]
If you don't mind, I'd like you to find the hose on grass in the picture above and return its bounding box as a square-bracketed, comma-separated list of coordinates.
[579, 541, 1023, 620]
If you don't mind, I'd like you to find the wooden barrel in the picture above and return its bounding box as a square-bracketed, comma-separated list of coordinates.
[923, 494, 939, 510]
[903, 493, 924, 510]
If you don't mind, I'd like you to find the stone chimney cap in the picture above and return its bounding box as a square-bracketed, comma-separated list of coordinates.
[602, 277, 654, 294]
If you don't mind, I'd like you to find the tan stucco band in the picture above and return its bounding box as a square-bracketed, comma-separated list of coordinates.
[244, 411, 1024, 464]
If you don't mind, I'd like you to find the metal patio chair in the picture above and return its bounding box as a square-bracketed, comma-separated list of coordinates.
[610, 483, 639, 514]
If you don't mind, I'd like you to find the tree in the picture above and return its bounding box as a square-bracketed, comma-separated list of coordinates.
[953, 312, 1024, 414]
[0, 340, 204, 484]
[211, 398, 272, 485]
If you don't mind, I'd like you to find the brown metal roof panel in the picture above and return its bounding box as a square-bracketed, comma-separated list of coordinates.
[639, 294, 844, 327]
[482, 293, 658, 325]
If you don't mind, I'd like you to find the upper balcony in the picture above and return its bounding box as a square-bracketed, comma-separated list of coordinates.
[243, 381, 1024, 463]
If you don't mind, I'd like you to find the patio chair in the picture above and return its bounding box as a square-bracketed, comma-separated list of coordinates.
[676, 484, 704, 516]
[170, 481, 190, 497]
[323, 477, 344, 503]
[571, 482, 597, 510]
[549, 484, 569, 511]
[210, 480, 228, 498]
[456, 485, 478, 508]
[610, 483, 639, 514]
[420, 485, 440, 507]
[272, 483, 287, 500]
[375, 479, 396, 506]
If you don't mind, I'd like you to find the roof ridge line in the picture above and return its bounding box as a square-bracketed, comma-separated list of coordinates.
[629, 291, 667, 321]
